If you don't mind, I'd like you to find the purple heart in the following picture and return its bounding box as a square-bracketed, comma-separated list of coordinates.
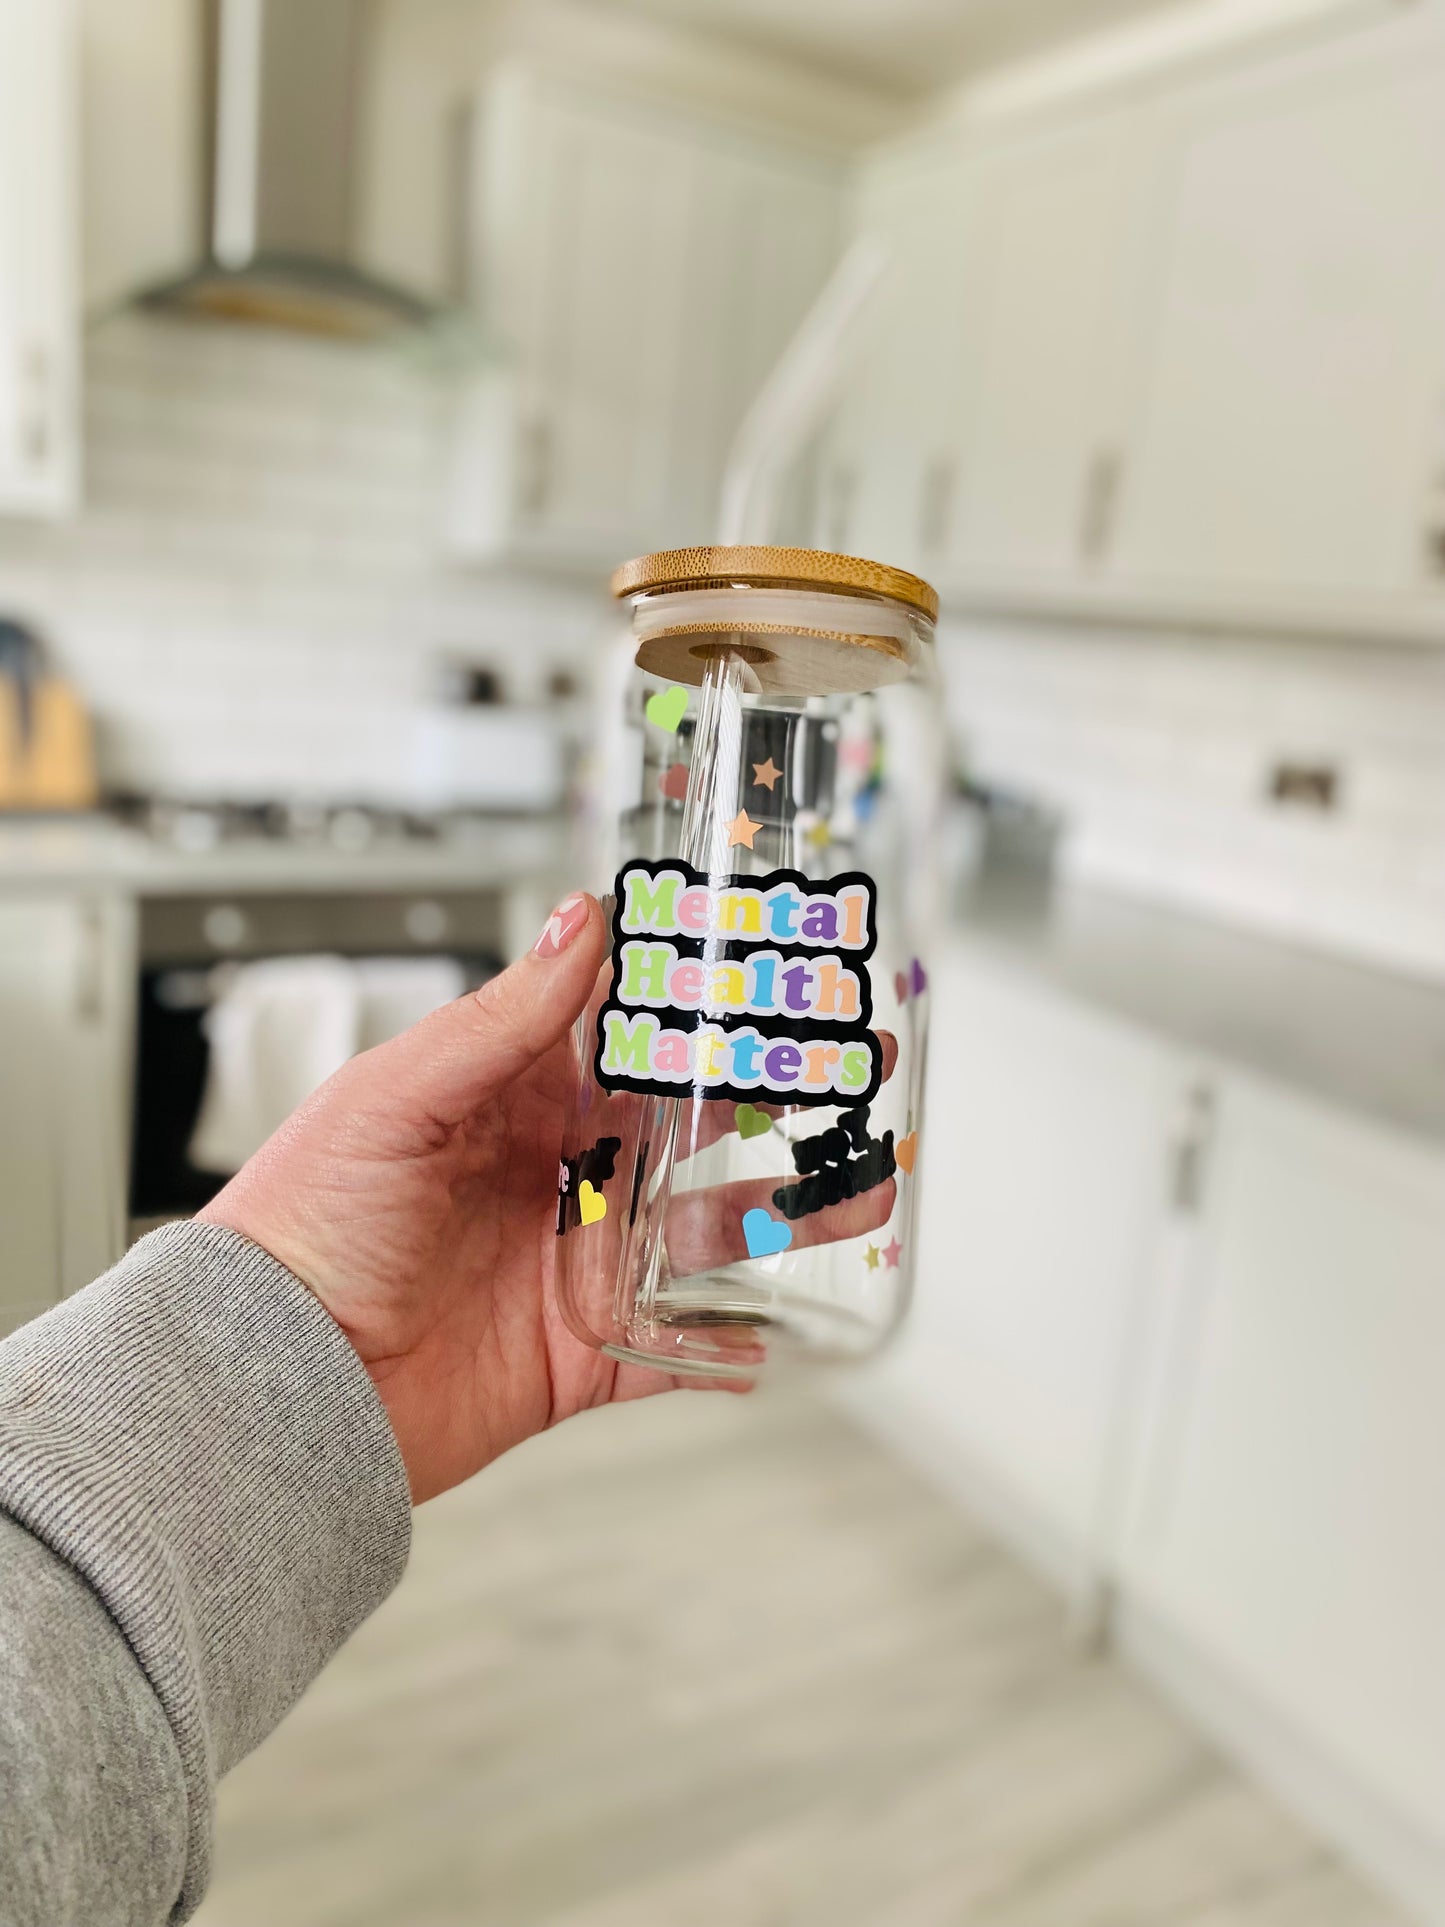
[910, 958, 928, 998]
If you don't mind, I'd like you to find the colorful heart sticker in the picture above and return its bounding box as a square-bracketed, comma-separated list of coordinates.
[578, 1180, 607, 1226]
[895, 959, 929, 1005]
[743, 1207, 792, 1259]
[895, 1131, 918, 1175]
[658, 761, 689, 801]
[645, 686, 688, 733]
[735, 1103, 773, 1140]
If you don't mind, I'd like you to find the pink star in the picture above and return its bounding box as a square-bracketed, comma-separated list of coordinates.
[882, 1237, 902, 1270]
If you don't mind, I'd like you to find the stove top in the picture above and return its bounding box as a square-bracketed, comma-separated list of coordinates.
[108, 796, 451, 855]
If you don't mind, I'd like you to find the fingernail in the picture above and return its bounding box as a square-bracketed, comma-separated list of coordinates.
[533, 894, 589, 957]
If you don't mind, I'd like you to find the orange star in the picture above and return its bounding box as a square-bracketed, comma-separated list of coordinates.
[726, 809, 761, 850]
[752, 758, 782, 792]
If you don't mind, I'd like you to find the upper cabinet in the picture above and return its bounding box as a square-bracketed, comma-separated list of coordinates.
[948, 114, 1151, 586]
[0, 0, 80, 518]
[447, 63, 844, 572]
[1111, 49, 1445, 618]
[829, 9, 1445, 638]
[818, 145, 979, 576]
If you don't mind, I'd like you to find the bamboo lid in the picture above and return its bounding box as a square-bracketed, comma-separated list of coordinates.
[611, 546, 940, 624]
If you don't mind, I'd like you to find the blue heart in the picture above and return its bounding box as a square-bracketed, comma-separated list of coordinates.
[743, 1207, 793, 1259]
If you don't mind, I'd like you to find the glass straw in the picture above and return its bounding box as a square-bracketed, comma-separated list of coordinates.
[620, 647, 755, 1343]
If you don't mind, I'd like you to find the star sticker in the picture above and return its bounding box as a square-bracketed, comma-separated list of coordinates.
[882, 1237, 903, 1270]
[863, 1243, 881, 1271]
[752, 758, 782, 792]
[726, 809, 761, 850]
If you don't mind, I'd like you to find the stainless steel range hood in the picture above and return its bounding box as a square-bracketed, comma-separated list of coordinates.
[140, 0, 443, 341]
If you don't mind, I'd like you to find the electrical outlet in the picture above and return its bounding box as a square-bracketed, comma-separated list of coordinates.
[1267, 761, 1341, 811]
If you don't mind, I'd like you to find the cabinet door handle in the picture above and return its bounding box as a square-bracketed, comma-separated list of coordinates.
[919, 454, 956, 558]
[1079, 446, 1124, 567]
[520, 413, 553, 521]
[74, 902, 105, 1027]
[827, 463, 856, 553]
[19, 342, 51, 472]
[1168, 1080, 1216, 1218]
[22, 415, 50, 467]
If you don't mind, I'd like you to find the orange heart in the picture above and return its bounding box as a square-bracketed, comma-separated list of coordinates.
[895, 1132, 918, 1175]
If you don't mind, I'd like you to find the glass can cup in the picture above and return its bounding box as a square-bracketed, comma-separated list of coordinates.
[555, 546, 945, 1380]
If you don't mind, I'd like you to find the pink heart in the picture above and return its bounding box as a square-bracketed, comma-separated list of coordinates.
[659, 762, 689, 801]
[894, 971, 909, 1005]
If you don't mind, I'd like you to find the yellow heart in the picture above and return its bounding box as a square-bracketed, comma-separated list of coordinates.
[579, 1180, 607, 1226]
[895, 1132, 918, 1175]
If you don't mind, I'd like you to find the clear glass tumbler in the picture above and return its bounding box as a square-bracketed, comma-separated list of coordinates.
[554, 545, 945, 1379]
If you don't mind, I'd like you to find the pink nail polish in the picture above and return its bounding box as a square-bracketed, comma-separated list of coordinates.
[534, 894, 589, 957]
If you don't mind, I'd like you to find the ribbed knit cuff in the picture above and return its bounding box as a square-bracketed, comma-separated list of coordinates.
[0, 1221, 412, 1921]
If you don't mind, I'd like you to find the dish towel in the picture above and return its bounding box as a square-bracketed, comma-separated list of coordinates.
[353, 956, 468, 1053]
[188, 957, 361, 1176]
[188, 955, 467, 1177]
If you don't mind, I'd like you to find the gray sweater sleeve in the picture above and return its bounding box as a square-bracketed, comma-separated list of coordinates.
[0, 1221, 413, 1926]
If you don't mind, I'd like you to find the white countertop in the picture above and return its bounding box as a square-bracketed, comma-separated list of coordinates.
[4, 815, 1441, 1143]
[0, 814, 575, 897]
[955, 871, 1445, 1145]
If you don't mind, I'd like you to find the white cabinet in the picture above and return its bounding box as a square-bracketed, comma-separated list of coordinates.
[835, 9, 1445, 634]
[854, 945, 1176, 1598]
[948, 114, 1151, 587]
[448, 62, 843, 569]
[830, 113, 1153, 592]
[1112, 49, 1445, 614]
[0, 896, 132, 1335]
[817, 146, 978, 576]
[0, 0, 79, 518]
[846, 946, 1445, 1912]
[1120, 1075, 1445, 1894]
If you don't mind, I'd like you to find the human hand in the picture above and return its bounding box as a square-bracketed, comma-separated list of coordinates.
[199, 892, 893, 1503]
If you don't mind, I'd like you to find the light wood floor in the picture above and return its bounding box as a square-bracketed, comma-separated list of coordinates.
[194, 1391, 1403, 1927]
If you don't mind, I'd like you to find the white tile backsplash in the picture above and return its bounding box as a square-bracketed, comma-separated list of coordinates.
[1, 312, 1442, 982]
[0, 313, 605, 803]
[942, 616, 1445, 983]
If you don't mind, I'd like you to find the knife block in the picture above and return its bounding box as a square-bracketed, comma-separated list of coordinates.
[0, 678, 99, 811]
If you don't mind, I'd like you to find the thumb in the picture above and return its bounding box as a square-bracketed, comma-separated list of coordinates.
[367, 892, 607, 1131]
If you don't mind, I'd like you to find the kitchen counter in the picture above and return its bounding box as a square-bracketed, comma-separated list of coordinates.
[954, 871, 1445, 1145]
[0, 814, 575, 897]
[5, 816, 1442, 1142]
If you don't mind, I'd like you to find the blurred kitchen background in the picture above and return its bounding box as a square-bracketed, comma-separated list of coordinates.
[2, 0, 1444, 1921]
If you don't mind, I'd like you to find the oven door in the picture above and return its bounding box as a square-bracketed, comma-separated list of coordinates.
[131, 892, 505, 1225]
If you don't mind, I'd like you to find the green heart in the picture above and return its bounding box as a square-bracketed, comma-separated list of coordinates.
[735, 1103, 773, 1140]
[645, 685, 688, 733]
